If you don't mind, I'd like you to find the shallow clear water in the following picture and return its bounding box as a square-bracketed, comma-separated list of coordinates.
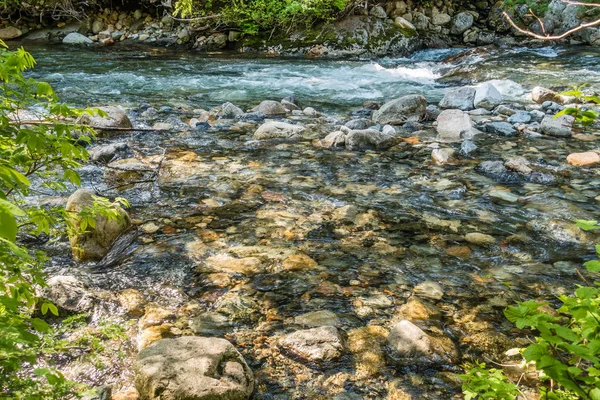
[18, 42, 600, 398]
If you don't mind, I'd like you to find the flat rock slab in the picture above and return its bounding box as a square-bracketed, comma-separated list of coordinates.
[279, 326, 344, 362]
[135, 336, 254, 400]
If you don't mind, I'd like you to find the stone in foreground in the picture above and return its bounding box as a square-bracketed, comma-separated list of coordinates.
[541, 115, 574, 137]
[567, 151, 600, 167]
[279, 326, 344, 362]
[66, 189, 131, 262]
[135, 336, 254, 400]
[372, 95, 427, 125]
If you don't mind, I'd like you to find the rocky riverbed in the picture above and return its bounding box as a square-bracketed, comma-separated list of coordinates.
[15, 44, 600, 399]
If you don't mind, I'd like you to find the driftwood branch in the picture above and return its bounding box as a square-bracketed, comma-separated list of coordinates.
[503, 9, 600, 40]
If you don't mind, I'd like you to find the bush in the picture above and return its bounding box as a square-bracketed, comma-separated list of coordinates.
[461, 220, 600, 400]
[174, 0, 351, 35]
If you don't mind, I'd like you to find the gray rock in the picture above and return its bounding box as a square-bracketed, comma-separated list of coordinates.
[504, 156, 532, 174]
[414, 281, 444, 301]
[527, 219, 592, 246]
[529, 110, 546, 122]
[465, 232, 496, 246]
[294, 310, 341, 327]
[372, 95, 427, 125]
[78, 106, 132, 130]
[279, 326, 344, 362]
[436, 109, 475, 140]
[345, 118, 371, 130]
[303, 107, 318, 117]
[439, 87, 476, 110]
[253, 100, 287, 116]
[460, 140, 477, 156]
[345, 129, 397, 150]
[496, 105, 517, 116]
[508, 111, 532, 124]
[321, 131, 346, 148]
[253, 121, 305, 140]
[426, 105, 441, 121]
[387, 320, 433, 361]
[92, 20, 104, 34]
[482, 122, 517, 137]
[432, 12, 451, 26]
[189, 312, 233, 336]
[370, 5, 387, 19]
[135, 336, 254, 400]
[0, 26, 23, 40]
[62, 32, 93, 45]
[474, 82, 503, 110]
[489, 189, 520, 203]
[281, 99, 300, 111]
[451, 12, 474, 35]
[221, 102, 244, 118]
[432, 148, 455, 165]
[541, 115, 574, 137]
[104, 158, 154, 187]
[393, 17, 416, 34]
[66, 189, 131, 262]
[90, 142, 130, 164]
[382, 125, 396, 136]
[43, 275, 95, 313]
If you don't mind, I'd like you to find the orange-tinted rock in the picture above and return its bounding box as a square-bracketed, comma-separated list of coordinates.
[567, 151, 600, 167]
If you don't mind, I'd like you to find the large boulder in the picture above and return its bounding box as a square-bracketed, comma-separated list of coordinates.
[66, 189, 131, 262]
[0, 27, 23, 40]
[541, 115, 574, 137]
[78, 106, 132, 130]
[474, 82, 503, 110]
[279, 326, 344, 362]
[135, 336, 254, 400]
[439, 87, 476, 110]
[253, 121, 305, 140]
[436, 109, 476, 140]
[372, 95, 427, 125]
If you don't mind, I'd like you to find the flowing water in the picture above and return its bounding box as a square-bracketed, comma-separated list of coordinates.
[19, 43, 600, 398]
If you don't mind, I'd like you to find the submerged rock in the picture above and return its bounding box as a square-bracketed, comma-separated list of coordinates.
[294, 310, 342, 327]
[253, 121, 305, 140]
[482, 121, 517, 137]
[372, 95, 427, 125]
[279, 326, 345, 362]
[66, 189, 131, 262]
[135, 336, 254, 400]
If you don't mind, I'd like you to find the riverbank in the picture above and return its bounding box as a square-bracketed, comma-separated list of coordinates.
[2, 0, 600, 58]
[17, 43, 599, 399]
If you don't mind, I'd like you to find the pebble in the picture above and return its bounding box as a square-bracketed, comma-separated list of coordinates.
[465, 232, 496, 246]
[567, 151, 600, 167]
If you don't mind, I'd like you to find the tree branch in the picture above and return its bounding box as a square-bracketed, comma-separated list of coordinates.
[503, 10, 600, 40]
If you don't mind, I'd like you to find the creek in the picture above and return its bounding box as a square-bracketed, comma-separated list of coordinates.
[22, 43, 600, 398]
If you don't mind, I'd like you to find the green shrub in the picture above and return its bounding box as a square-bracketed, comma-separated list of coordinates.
[461, 220, 600, 399]
[174, 0, 351, 35]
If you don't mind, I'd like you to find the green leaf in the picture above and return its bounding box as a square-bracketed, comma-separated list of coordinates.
[523, 343, 549, 362]
[575, 220, 600, 231]
[0, 201, 18, 242]
[584, 260, 600, 272]
[30, 318, 50, 333]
